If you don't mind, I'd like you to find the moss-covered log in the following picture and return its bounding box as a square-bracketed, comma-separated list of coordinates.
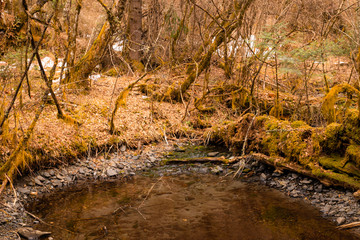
[205, 112, 360, 190]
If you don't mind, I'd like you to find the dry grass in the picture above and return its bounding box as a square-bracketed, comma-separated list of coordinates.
[0, 73, 190, 167]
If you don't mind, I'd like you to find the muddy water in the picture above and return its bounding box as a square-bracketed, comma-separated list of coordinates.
[28, 173, 359, 240]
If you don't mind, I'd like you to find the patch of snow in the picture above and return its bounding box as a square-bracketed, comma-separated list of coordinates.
[113, 41, 124, 52]
[216, 34, 260, 58]
[41, 57, 54, 69]
[89, 74, 101, 81]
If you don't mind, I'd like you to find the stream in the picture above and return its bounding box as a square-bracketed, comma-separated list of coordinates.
[27, 166, 359, 240]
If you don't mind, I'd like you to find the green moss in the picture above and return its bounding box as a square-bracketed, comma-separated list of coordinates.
[343, 109, 360, 144]
[321, 123, 344, 153]
[290, 121, 307, 128]
[346, 144, 360, 167]
[321, 83, 360, 123]
[311, 166, 360, 189]
[319, 155, 360, 178]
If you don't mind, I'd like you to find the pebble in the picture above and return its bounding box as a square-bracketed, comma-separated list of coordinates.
[107, 168, 118, 177]
[17, 187, 30, 195]
[34, 178, 43, 186]
[207, 152, 219, 157]
[211, 166, 223, 174]
[120, 145, 127, 152]
[17, 227, 51, 240]
[336, 217, 346, 225]
[260, 173, 267, 181]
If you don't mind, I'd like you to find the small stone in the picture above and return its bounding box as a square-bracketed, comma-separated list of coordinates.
[48, 170, 55, 176]
[120, 145, 127, 152]
[211, 166, 223, 174]
[336, 217, 346, 225]
[34, 178, 43, 186]
[149, 156, 157, 163]
[291, 173, 298, 179]
[129, 171, 136, 176]
[56, 174, 64, 180]
[107, 168, 117, 177]
[198, 168, 208, 174]
[272, 171, 282, 177]
[260, 173, 267, 181]
[109, 161, 117, 168]
[323, 205, 331, 213]
[17, 187, 30, 194]
[52, 180, 62, 188]
[354, 190, 360, 199]
[207, 152, 219, 157]
[315, 184, 323, 193]
[287, 185, 295, 191]
[301, 179, 312, 184]
[17, 227, 51, 240]
[42, 171, 51, 178]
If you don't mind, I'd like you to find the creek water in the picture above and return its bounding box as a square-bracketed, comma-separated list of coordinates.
[27, 168, 359, 240]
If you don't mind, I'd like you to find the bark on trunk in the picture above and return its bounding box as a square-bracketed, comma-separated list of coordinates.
[128, 0, 142, 61]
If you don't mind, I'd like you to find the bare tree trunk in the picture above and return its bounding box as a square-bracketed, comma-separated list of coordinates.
[128, 0, 142, 62]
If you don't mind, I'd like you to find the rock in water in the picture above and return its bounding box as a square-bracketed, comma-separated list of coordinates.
[17, 227, 51, 240]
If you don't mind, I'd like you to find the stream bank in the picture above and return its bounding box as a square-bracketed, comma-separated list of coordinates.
[0, 141, 359, 239]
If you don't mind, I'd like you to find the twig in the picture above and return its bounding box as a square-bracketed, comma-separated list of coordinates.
[5, 174, 17, 206]
[138, 176, 163, 209]
[162, 126, 168, 145]
[241, 112, 257, 156]
[131, 207, 147, 220]
[337, 221, 360, 230]
[113, 206, 127, 215]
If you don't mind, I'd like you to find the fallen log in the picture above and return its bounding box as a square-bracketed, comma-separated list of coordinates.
[249, 153, 360, 190]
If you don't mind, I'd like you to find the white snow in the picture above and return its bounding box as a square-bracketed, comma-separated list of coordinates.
[112, 41, 124, 52]
[89, 74, 101, 81]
